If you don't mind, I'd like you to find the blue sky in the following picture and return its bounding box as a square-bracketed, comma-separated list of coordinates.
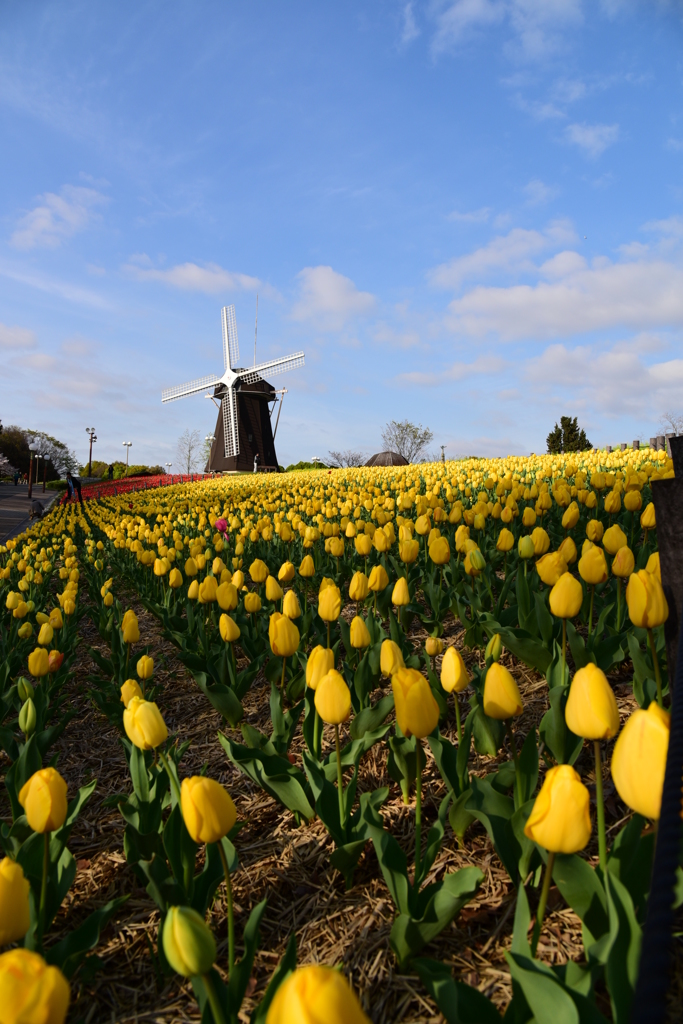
[2, 1, 683, 468]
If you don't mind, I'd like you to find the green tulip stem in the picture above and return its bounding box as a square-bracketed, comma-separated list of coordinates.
[158, 750, 182, 806]
[561, 619, 567, 684]
[39, 831, 50, 942]
[314, 707, 323, 761]
[202, 970, 228, 1024]
[326, 621, 331, 651]
[334, 725, 346, 833]
[124, 643, 130, 677]
[588, 585, 595, 637]
[531, 851, 556, 958]
[505, 720, 522, 809]
[414, 745, 423, 894]
[616, 578, 622, 632]
[217, 841, 235, 976]
[280, 656, 287, 699]
[647, 628, 663, 707]
[454, 694, 462, 746]
[523, 559, 527, 579]
[593, 740, 607, 871]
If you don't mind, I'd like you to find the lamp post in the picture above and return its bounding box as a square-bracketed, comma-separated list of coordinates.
[34, 453, 42, 488]
[205, 436, 215, 476]
[166, 462, 172, 481]
[122, 441, 132, 477]
[28, 444, 36, 499]
[85, 427, 97, 477]
[440, 445, 446, 464]
[42, 455, 48, 493]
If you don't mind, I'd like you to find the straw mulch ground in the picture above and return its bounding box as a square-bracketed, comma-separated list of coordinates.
[17, 586, 683, 1023]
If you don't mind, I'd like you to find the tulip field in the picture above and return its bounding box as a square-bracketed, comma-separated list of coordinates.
[0, 447, 679, 1023]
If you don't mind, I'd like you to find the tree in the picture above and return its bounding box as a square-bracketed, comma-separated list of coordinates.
[176, 429, 202, 474]
[0, 426, 76, 479]
[546, 416, 592, 454]
[658, 411, 683, 436]
[380, 420, 434, 463]
[328, 449, 364, 468]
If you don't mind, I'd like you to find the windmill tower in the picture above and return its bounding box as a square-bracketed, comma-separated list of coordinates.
[162, 304, 304, 472]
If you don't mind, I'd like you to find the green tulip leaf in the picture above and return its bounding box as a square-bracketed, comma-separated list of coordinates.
[45, 895, 130, 979]
[192, 671, 244, 727]
[390, 866, 484, 967]
[551, 853, 608, 946]
[505, 951, 607, 1024]
[539, 685, 582, 766]
[219, 733, 315, 821]
[412, 957, 502, 1023]
[350, 693, 394, 739]
[606, 813, 653, 922]
[250, 933, 297, 1024]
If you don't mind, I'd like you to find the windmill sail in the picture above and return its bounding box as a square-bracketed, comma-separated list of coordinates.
[221, 389, 239, 457]
[239, 352, 305, 386]
[221, 304, 240, 370]
[162, 373, 220, 403]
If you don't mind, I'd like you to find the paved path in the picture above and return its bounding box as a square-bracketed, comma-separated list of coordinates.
[0, 483, 59, 543]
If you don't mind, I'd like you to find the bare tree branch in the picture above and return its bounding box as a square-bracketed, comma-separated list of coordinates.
[176, 429, 202, 474]
[328, 449, 365, 468]
[380, 420, 434, 463]
[658, 411, 683, 436]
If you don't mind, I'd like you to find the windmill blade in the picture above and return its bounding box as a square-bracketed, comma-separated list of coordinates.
[221, 305, 240, 370]
[162, 374, 220, 403]
[222, 388, 239, 458]
[238, 351, 305, 386]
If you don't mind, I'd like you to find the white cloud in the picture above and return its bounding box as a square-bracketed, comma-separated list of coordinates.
[10, 185, 108, 250]
[526, 337, 683, 415]
[431, 0, 582, 59]
[666, 138, 683, 152]
[430, 219, 575, 289]
[432, 0, 504, 52]
[290, 266, 375, 330]
[0, 264, 110, 309]
[448, 206, 492, 223]
[373, 323, 422, 348]
[445, 254, 683, 339]
[394, 354, 506, 386]
[644, 216, 683, 239]
[0, 322, 36, 350]
[565, 122, 619, 157]
[401, 2, 420, 43]
[123, 257, 263, 295]
[524, 179, 559, 205]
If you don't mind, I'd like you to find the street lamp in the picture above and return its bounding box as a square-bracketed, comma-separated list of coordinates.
[205, 436, 215, 476]
[85, 427, 97, 477]
[440, 445, 446, 464]
[122, 441, 132, 477]
[34, 453, 42, 488]
[165, 462, 172, 480]
[28, 443, 36, 499]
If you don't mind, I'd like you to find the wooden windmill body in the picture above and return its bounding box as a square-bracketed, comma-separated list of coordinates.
[161, 304, 304, 472]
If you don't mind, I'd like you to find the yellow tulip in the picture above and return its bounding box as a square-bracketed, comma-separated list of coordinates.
[561, 502, 580, 530]
[37, 622, 54, 647]
[299, 555, 315, 578]
[162, 906, 216, 978]
[578, 545, 608, 585]
[232, 570, 245, 590]
[530, 527, 550, 555]
[282, 590, 302, 619]
[624, 490, 642, 512]
[425, 636, 443, 658]
[535, 551, 567, 587]
[19, 768, 68, 833]
[122, 613, 140, 644]
[169, 568, 183, 588]
[198, 576, 217, 604]
[0, 858, 30, 946]
[611, 702, 669, 819]
[265, 576, 284, 603]
[640, 502, 656, 530]
[604, 489, 621, 515]
[522, 507, 536, 528]
[415, 515, 431, 536]
[249, 559, 269, 583]
[137, 655, 154, 680]
[244, 592, 262, 613]
[557, 535, 578, 565]
[625, 569, 668, 628]
[181, 776, 237, 844]
[392, 577, 410, 606]
[646, 551, 661, 581]
[48, 608, 63, 629]
[269, 612, 300, 658]
[611, 546, 635, 578]
[496, 528, 514, 552]
[380, 639, 405, 677]
[368, 564, 389, 592]
[217, 581, 238, 611]
[28, 647, 49, 678]
[266, 964, 370, 1024]
[440, 646, 470, 693]
[0, 949, 70, 1024]
[549, 572, 583, 618]
[153, 558, 168, 577]
[123, 697, 168, 750]
[428, 536, 450, 565]
[188, 580, 199, 600]
[602, 523, 627, 555]
[483, 663, 523, 719]
[121, 679, 143, 708]
[318, 585, 342, 622]
[399, 538, 419, 563]
[565, 664, 620, 740]
[392, 668, 440, 738]
[184, 557, 198, 576]
[524, 765, 591, 853]
[306, 646, 334, 690]
[315, 670, 351, 725]
[355, 534, 372, 557]
[219, 613, 240, 642]
[349, 616, 371, 649]
[586, 519, 604, 544]
[278, 561, 296, 582]
[349, 571, 369, 602]
[518, 535, 535, 560]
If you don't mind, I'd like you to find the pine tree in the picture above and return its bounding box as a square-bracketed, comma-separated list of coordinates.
[546, 416, 591, 454]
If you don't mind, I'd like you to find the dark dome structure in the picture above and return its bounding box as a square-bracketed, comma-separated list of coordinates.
[364, 450, 409, 467]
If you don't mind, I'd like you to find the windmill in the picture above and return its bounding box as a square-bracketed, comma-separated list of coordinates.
[162, 304, 304, 473]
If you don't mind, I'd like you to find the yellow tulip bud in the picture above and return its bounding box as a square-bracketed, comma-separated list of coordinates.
[121, 679, 143, 707]
[425, 636, 443, 658]
[13, 601, 28, 619]
[557, 535, 578, 565]
[266, 964, 370, 1024]
[184, 557, 198, 576]
[232, 570, 245, 590]
[565, 663, 619, 740]
[440, 646, 469, 693]
[181, 776, 237, 844]
[561, 502, 580, 530]
[611, 703, 669, 819]
[392, 668, 440, 738]
[249, 559, 269, 584]
[625, 569, 669, 628]
[315, 669, 351, 724]
[278, 561, 296, 582]
[104, 590, 115, 606]
[604, 489, 621, 515]
[0, 858, 30, 945]
[428, 536, 450, 565]
[640, 502, 656, 530]
[549, 572, 583, 618]
[578, 545, 608, 585]
[19, 767, 68, 833]
[524, 765, 591, 853]
[282, 590, 302, 619]
[496, 528, 514, 553]
[485, 633, 503, 663]
[518, 535, 535, 560]
[269, 612, 300, 657]
[483, 663, 523, 719]
[318, 585, 342, 622]
[219, 613, 240, 643]
[122, 612, 140, 644]
[602, 523, 627, 555]
[162, 906, 216, 978]
[198, 576, 217, 604]
[586, 519, 604, 544]
[123, 697, 168, 750]
[349, 571, 369, 603]
[611, 546, 635, 578]
[646, 551, 661, 582]
[18, 622, 33, 639]
[153, 558, 168, 577]
[49, 608, 63, 629]
[531, 527, 550, 555]
[535, 551, 567, 587]
[380, 639, 405, 678]
[522, 507, 536, 528]
[0, 949, 69, 1024]
[265, 576, 284, 603]
[28, 647, 49, 678]
[216, 581, 238, 611]
[355, 533, 373, 557]
[244, 592, 262, 613]
[392, 577, 410, 607]
[299, 555, 315, 578]
[415, 515, 430, 536]
[188, 579, 199, 600]
[624, 490, 642, 512]
[137, 655, 154, 680]
[399, 538, 419, 563]
[349, 615, 371, 649]
[306, 646, 335, 690]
